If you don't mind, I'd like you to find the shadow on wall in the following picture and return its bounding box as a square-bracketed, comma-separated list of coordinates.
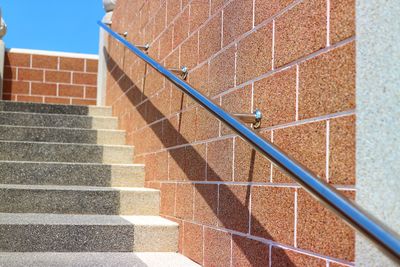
[104, 48, 296, 266]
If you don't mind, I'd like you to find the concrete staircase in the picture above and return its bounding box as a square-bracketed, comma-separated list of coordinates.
[0, 101, 199, 267]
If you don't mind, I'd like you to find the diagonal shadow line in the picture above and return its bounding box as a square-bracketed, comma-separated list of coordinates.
[104, 48, 295, 266]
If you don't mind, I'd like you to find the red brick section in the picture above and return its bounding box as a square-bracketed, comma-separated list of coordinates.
[2, 51, 98, 105]
[106, 0, 356, 265]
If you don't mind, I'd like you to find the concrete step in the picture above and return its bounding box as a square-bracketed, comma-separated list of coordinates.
[0, 213, 178, 252]
[0, 161, 144, 187]
[0, 100, 112, 116]
[0, 141, 133, 164]
[0, 125, 126, 145]
[0, 111, 118, 129]
[0, 184, 159, 215]
[0, 252, 200, 267]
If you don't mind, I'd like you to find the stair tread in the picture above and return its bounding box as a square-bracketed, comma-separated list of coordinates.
[0, 139, 132, 148]
[0, 213, 177, 226]
[0, 184, 157, 192]
[0, 110, 115, 119]
[0, 124, 124, 132]
[0, 160, 143, 166]
[0, 252, 200, 267]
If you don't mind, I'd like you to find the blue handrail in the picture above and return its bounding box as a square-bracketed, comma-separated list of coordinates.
[98, 21, 400, 262]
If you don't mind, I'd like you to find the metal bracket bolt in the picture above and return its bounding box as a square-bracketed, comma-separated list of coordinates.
[233, 109, 262, 129]
[169, 66, 188, 80]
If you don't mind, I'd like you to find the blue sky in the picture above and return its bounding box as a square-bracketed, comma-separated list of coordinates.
[1, 0, 104, 54]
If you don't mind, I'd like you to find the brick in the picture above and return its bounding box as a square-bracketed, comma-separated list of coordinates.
[236, 23, 273, 85]
[186, 144, 207, 180]
[297, 189, 355, 261]
[168, 147, 187, 181]
[160, 182, 176, 216]
[199, 12, 222, 62]
[45, 70, 71, 83]
[271, 247, 326, 266]
[209, 46, 235, 96]
[183, 222, 203, 264]
[204, 228, 231, 267]
[232, 235, 269, 267]
[194, 184, 218, 226]
[154, 3, 166, 38]
[251, 186, 295, 245]
[211, 0, 229, 14]
[190, 0, 209, 33]
[32, 55, 58, 69]
[60, 57, 85, 71]
[273, 121, 326, 181]
[44, 97, 70, 105]
[255, 0, 294, 25]
[234, 134, 271, 182]
[4, 67, 17, 80]
[2, 94, 16, 101]
[71, 99, 96, 105]
[173, 6, 189, 48]
[86, 59, 98, 72]
[219, 185, 250, 233]
[275, 0, 326, 67]
[85, 86, 97, 99]
[73, 72, 97, 85]
[162, 115, 179, 148]
[17, 95, 43, 103]
[175, 183, 193, 220]
[5, 52, 30, 67]
[188, 62, 209, 97]
[207, 138, 233, 181]
[3, 80, 29, 94]
[222, 0, 253, 46]
[18, 68, 44, 82]
[299, 42, 355, 119]
[221, 86, 252, 135]
[330, 0, 355, 44]
[145, 151, 168, 181]
[167, 0, 181, 24]
[180, 32, 199, 69]
[196, 107, 220, 141]
[178, 108, 197, 144]
[31, 83, 57, 96]
[159, 27, 173, 60]
[329, 115, 355, 185]
[59, 84, 84, 98]
[254, 67, 296, 127]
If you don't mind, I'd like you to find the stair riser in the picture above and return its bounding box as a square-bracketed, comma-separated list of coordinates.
[0, 101, 112, 116]
[0, 112, 117, 130]
[0, 142, 133, 164]
[0, 188, 159, 215]
[0, 126, 125, 145]
[0, 162, 144, 187]
[0, 224, 178, 252]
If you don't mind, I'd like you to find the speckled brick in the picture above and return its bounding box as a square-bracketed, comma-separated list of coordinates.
[209, 46, 235, 96]
[60, 57, 85, 72]
[180, 32, 199, 69]
[45, 70, 71, 83]
[188, 62, 209, 97]
[194, 184, 218, 226]
[329, 115, 355, 185]
[160, 182, 176, 216]
[17, 95, 43, 103]
[232, 235, 269, 267]
[154, 3, 166, 38]
[275, 0, 326, 67]
[167, 0, 181, 24]
[4, 67, 17, 80]
[218, 184, 250, 233]
[255, 0, 294, 25]
[59, 84, 84, 98]
[183, 222, 203, 264]
[299, 42, 355, 119]
[199, 13, 222, 62]
[207, 138, 233, 181]
[32, 55, 58, 69]
[73, 73, 97, 86]
[86, 59, 98, 73]
[31, 83, 57, 96]
[178, 108, 197, 144]
[3, 81, 29, 95]
[159, 27, 173, 60]
[271, 247, 327, 266]
[330, 0, 355, 44]
[211, 0, 229, 14]
[190, 0, 209, 33]
[254, 66, 296, 127]
[175, 183, 194, 220]
[234, 134, 271, 182]
[197, 107, 220, 141]
[186, 144, 207, 180]
[173, 6, 189, 48]
[18, 68, 44, 82]
[297, 189, 355, 261]
[222, 0, 253, 46]
[44, 97, 70, 104]
[5, 52, 30, 67]
[168, 147, 187, 181]
[204, 228, 231, 266]
[236, 23, 273, 85]
[251, 186, 295, 245]
[273, 121, 326, 181]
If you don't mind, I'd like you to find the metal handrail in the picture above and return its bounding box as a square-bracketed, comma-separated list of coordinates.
[98, 21, 400, 262]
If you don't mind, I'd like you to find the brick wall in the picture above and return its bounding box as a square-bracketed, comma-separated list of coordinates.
[3, 50, 98, 105]
[105, 0, 355, 266]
